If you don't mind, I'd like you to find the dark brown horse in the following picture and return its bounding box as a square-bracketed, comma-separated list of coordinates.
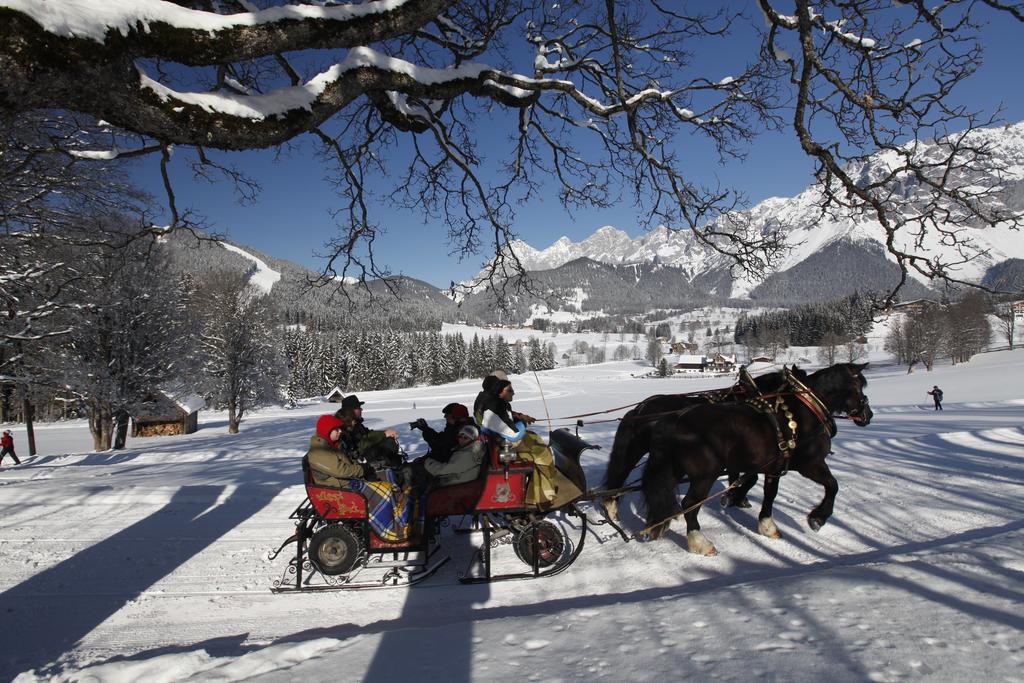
[641, 363, 872, 555]
[601, 369, 788, 521]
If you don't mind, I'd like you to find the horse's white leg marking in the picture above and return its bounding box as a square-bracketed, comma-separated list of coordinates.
[686, 530, 718, 556]
[758, 517, 782, 539]
[602, 498, 619, 522]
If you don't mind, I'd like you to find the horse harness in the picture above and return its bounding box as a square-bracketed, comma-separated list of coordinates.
[728, 366, 837, 473]
[610, 367, 838, 472]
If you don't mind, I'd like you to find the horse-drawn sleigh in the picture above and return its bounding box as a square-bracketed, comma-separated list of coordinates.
[269, 362, 873, 590]
[270, 428, 601, 591]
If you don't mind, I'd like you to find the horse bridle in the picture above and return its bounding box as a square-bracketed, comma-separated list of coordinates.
[784, 365, 870, 429]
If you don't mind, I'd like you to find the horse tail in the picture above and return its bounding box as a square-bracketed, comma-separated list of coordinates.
[603, 407, 646, 490]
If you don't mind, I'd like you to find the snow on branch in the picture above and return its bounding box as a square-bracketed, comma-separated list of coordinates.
[0, 0, 453, 63]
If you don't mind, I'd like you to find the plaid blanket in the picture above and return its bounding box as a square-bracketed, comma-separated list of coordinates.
[346, 470, 418, 542]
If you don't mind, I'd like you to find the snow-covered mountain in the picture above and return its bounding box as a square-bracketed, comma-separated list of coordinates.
[491, 121, 1024, 300]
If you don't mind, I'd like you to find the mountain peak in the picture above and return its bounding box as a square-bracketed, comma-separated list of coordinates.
[477, 120, 1024, 297]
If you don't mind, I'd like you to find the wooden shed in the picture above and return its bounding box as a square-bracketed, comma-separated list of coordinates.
[131, 390, 204, 437]
[325, 386, 345, 403]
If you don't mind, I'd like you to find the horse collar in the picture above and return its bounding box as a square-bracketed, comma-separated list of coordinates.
[784, 368, 837, 438]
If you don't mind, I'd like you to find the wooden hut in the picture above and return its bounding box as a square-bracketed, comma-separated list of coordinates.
[325, 386, 345, 403]
[130, 390, 204, 437]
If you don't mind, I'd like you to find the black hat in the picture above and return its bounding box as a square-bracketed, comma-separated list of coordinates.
[441, 402, 461, 415]
[340, 394, 364, 410]
[482, 375, 499, 391]
[491, 379, 512, 396]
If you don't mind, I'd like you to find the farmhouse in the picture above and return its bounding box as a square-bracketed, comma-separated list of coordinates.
[130, 389, 205, 437]
[671, 341, 699, 354]
[674, 354, 706, 373]
[707, 354, 737, 373]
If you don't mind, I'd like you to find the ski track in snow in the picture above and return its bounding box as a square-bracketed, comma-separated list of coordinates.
[1, 352, 1023, 681]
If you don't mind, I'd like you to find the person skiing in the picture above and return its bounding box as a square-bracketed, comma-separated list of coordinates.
[1, 430, 20, 466]
[927, 385, 944, 411]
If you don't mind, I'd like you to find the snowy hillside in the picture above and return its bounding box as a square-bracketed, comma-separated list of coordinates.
[483, 121, 1024, 299]
[1, 349, 1023, 681]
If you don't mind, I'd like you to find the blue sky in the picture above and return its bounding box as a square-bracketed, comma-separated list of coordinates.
[134, 8, 1024, 289]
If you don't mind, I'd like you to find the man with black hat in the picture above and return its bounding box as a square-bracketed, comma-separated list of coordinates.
[410, 402, 473, 464]
[335, 394, 402, 472]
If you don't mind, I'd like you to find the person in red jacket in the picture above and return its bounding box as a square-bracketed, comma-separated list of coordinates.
[1, 430, 20, 466]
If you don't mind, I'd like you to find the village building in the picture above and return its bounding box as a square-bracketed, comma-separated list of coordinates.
[673, 354, 706, 373]
[707, 354, 737, 373]
[130, 389, 205, 437]
[670, 341, 699, 354]
[1012, 300, 1024, 318]
[325, 386, 345, 403]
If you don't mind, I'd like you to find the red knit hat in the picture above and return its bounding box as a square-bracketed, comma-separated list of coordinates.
[316, 414, 345, 444]
[445, 403, 470, 420]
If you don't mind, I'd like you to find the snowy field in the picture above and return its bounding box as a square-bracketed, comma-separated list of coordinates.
[1, 352, 1023, 681]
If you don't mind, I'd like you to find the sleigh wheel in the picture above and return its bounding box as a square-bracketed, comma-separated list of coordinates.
[513, 521, 566, 568]
[309, 524, 364, 576]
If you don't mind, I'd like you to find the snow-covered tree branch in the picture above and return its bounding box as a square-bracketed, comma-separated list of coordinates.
[1, 0, 1021, 303]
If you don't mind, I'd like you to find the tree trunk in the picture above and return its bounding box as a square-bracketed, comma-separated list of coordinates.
[1, 383, 11, 423]
[21, 390, 37, 457]
[228, 403, 239, 434]
[112, 409, 129, 449]
[89, 403, 114, 451]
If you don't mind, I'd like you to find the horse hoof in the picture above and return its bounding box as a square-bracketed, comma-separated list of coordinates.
[686, 530, 717, 556]
[601, 499, 620, 522]
[640, 523, 665, 541]
[808, 516, 825, 532]
[736, 497, 752, 509]
[758, 517, 782, 539]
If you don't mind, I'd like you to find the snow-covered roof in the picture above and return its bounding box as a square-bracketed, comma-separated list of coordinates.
[160, 385, 205, 414]
[675, 354, 705, 365]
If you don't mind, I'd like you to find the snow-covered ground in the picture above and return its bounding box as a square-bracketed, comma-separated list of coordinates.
[1, 352, 1023, 682]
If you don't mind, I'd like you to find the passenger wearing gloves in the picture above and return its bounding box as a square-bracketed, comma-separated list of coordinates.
[410, 402, 473, 464]
[334, 394, 402, 471]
